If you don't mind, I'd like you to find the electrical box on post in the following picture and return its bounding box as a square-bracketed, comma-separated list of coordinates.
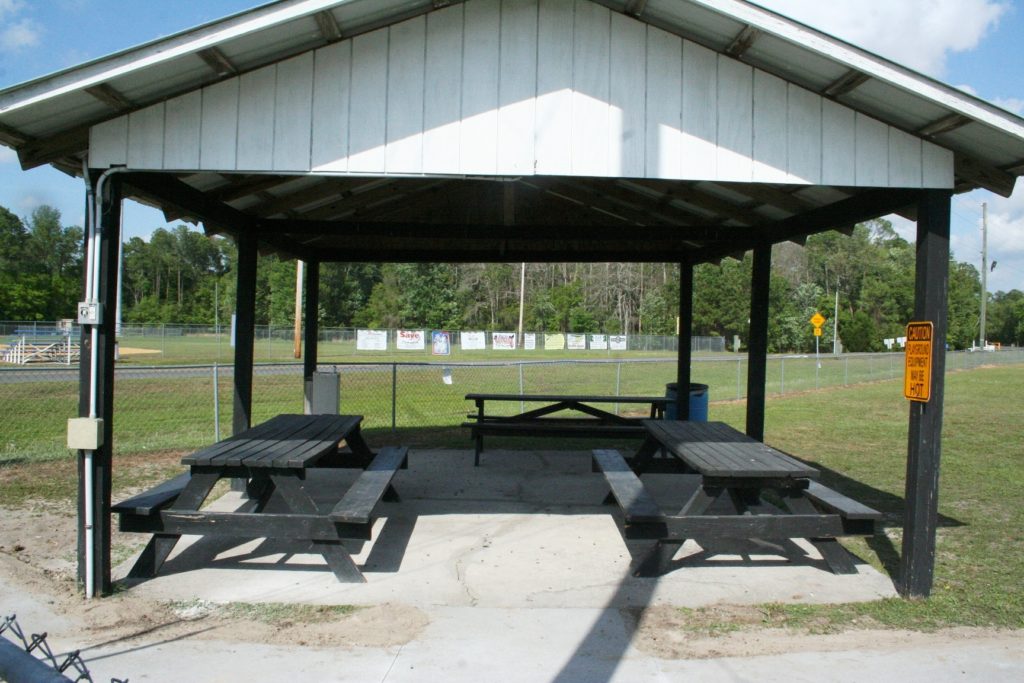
[67, 417, 104, 450]
[77, 301, 103, 325]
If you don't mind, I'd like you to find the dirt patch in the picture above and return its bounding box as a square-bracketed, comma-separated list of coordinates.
[0, 505, 428, 650]
[117, 346, 161, 357]
[631, 604, 1018, 660]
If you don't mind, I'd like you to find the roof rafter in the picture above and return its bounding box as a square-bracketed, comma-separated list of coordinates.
[917, 113, 973, 138]
[954, 154, 1017, 197]
[725, 25, 761, 58]
[197, 47, 238, 77]
[84, 83, 133, 111]
[822, 70, 870, 98]
[314, 10, 342, 42]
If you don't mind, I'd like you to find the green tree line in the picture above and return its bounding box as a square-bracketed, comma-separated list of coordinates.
[3, 204, 1022, 351]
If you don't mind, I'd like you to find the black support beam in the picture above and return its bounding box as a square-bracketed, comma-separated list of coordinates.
[303, 260, 320, 383]
[745, 244, 771, 441]
[676, 260, 694, 420]
[899, 189, 951, 598]
[232, 233, 257, 435]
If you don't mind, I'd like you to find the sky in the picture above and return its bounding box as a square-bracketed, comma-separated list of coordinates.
[1, 0, 1023, 293]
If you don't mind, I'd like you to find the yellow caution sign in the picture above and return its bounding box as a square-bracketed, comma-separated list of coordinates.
[904, 322, 933, 402]
[813, 326, 823, 337]
[810, 312, 826, 328]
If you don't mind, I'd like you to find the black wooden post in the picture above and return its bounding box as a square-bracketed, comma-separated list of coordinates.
[899, 189, 951, 598]
[676, 260, 694, 420]
[76, 172, 121, 596]
[232, 233, 257, 435]
[303, 260, 320, 383]
[746, 244, 771, 441]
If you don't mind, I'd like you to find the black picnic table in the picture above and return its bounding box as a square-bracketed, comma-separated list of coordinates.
[593, 420, 881, 576]
[114, 413, 407, 582]
[463, 393, 669, 465]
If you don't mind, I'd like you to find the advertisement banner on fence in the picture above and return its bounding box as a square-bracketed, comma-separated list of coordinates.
[492, 332, 517, 350]
[397, 329, 425, 350]
[431, 331, 451, 356]
[590, 334, 607, 350]
[461, 331, 486, 350]
[566, 333, 587, 350]
[356, 329, 388, 351]
[544, 333, 565, 350]
[524, 333, 536, 350]
[610, 335, 628, 351]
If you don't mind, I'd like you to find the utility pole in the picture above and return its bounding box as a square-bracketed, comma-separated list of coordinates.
[832, 288, 839, 354]
[293, 260, 304, 359]
[979, 202, 988, 348]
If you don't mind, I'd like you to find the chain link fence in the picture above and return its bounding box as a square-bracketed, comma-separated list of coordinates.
[2, 348, 1022, 464]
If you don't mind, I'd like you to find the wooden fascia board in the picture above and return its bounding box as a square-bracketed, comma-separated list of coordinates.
[122, 172, 257, 234]
[252, 220, 746, 243]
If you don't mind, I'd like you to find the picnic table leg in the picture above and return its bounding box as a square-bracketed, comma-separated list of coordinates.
[635, 483, 723, 577]
[342, 427, 376, 468]
[127, 471, 221, 579]
[126, 535, 179, 579]
[271, 471, 366, 582]
[783, 492, 858, 574]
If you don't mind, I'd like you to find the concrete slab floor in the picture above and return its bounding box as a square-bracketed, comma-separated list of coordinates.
[123, 449, 897, 609]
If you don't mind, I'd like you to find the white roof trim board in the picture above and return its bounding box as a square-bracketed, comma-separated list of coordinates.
[0, 0, 1021, 197]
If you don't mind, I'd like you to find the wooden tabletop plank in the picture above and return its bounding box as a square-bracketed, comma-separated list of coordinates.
[182, 414, 296, 466]
[466, 393, 668, 404]
[219, 416, 325, 467]
[240, 415, 347, 468]
[280, 415, 363, 468]
[642, 420, 818, 479]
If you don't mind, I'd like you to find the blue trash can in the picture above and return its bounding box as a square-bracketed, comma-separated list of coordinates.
[665, 382, 709, 421]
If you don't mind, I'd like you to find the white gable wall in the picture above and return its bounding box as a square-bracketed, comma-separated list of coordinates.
[88, 0, 954, 188]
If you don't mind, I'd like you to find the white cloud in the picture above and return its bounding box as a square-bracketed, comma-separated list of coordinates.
[0, 0, 25, 19]
[758, 0, 1008, 76]
[0, 18, 40, 52]
[993, 97, 1024, 116]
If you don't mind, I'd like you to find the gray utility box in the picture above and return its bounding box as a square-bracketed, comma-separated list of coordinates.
[305, 371, 340, 415]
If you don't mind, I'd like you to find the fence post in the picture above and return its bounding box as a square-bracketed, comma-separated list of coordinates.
[615, 362, 622, 415]
[518, 363, 525, 413]
[213, 363, 220, 441]
[844, 356, 848, 386]
[780, 357, 785, 395]
[391, 363, 397, 431]
[736, 357, 741, 400]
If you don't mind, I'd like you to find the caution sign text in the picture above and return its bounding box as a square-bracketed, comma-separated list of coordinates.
[904, 322, 934, 402]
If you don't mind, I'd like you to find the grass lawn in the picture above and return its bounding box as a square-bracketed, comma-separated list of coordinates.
[1, 363, 1021, 631]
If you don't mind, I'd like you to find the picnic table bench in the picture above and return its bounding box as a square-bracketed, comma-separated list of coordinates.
[463, 393, 668, 465]
[593, 420, 881, 576]
[113, 413, 407, 582]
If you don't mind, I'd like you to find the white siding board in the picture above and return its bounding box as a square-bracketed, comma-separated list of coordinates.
[236, 65, 276, 170]
[752, 69, 787, 183]
[608, 13, 646, 178]
[348, 30, 388, 173]
[163, 90, 201, 169]
[821, 99, 855, 185]
[535, 0, 574, 175]
[888, 127, 922, 187]
[423, 7, 463, 174]
[273, 53, 314, 171]
[645, 26, 681, 179]
[385, 16, 426, 174]
[497, 0, 538, 175]
[311, 41, 351, 172]
[199, 78, 239, 171]
[89, 117, 128, 168]
[681, 40, 717, 180]
[127, 102, 165, 169]
[460, 0, 500, 175]
[571, 0, 611, 176]
[855, 113, 889, 186]
[922, 141, 954, 188]
[716, 56, 753, 182]
[786, 84, 821, 183]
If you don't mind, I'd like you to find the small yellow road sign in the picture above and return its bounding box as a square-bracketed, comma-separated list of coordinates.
[904, 321, 933, 402]
[810, 312, 826, 328]
[813, 326, 822, 337]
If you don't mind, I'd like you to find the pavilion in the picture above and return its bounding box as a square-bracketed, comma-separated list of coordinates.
[1, 0, 1022, 599]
